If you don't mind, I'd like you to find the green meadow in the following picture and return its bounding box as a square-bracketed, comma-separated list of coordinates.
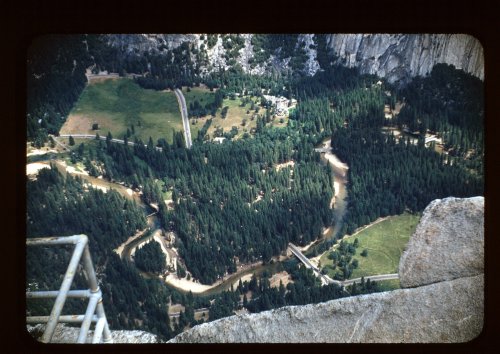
[65, 78, 183, 144]
[320, 213, 421, 281]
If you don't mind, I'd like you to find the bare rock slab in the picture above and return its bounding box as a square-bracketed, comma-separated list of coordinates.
[169, 274, 483, 343]
[399, 197, 484, 288]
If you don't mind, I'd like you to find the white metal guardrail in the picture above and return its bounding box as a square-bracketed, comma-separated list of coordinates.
[26, 235, 113, 343]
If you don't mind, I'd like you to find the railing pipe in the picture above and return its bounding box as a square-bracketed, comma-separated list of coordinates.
[27, 290, 92, 299]
[27, 235, 112, 343]
[92, 317, 106, 344]
[27, 235, 82, 246]
[82, 245, 99, 292]
[40, 235, 88, 343]
[95, 300, 112, 343]
[27, 315, 98, 324]
[77, 292, 100, 343]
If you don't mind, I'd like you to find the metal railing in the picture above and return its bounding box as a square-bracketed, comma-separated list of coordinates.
[26, 235, 113, 343]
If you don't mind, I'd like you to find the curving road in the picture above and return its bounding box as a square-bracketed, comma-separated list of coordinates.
[288, 243, 399, 287]
[174, 89, 192, 149]
[56, 134, 163, 151]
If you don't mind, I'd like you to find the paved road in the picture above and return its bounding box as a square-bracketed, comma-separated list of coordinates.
[288, 243, 399, 287]
[51, 136, 70, 152]
[342, 273, 399, 286]
[174, 89, 192, 149]
[56, 134, 163, 151]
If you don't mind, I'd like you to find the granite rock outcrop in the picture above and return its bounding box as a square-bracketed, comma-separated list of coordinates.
[169, 197, 484, 343]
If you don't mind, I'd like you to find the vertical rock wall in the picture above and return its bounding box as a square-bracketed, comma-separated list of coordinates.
[326, 34, 484, 84]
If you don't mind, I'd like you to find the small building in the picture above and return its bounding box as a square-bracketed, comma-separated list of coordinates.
[213, 137, 226, 144]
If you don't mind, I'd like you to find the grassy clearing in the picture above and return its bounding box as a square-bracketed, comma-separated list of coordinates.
[182, 86, 216, 106]
[211, 97, 260, 139]
[189, 96, 262, 140]
[61, 78, 182, 144]
[320, 213, 421, 279]
[183, 87, 283, 140]
[375, 279, 401, 292]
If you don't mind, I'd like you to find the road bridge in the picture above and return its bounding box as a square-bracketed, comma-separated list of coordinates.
[288, 243, 399, 287]
[288, 243, 341, 286]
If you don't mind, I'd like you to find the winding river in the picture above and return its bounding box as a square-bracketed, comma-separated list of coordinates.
[119, 138, 349, 296]
[29, 138, 349, 297]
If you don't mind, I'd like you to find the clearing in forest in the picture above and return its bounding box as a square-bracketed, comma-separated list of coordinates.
[182, 87, 288, 141]
[320, 213, 421, 280]
[61, 78, 183, 144]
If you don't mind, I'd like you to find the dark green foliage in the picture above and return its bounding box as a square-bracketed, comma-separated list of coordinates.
[177, 261, 187, 278]
[27, 35, 90, 144]
[325, 241, 358, 280]
[246, 264, 346, 313]
[249, 34, 300, 67]
[196, 119, 212, 142]
[395, 63, 484, 174]
[347, 277, 379, 295]
[132, 42, 200, 90]
[313, 34, 334, 69]
[361, 249, 368, 257]
[221, 35, 245, 64]
[89, 125, 333, 284]
[26, 167, 174, 340]
[206, 34, 218, 49]
[208, 290, 240, 321]
[287, 63, 483, 236]
[27, 35, 483, 337]
[188, 91, 223, 118]
[134, 241, 166, 274]
[26, 35, 125, 145]
[27, 167, 146, 263]
[331, 127, 483, 234]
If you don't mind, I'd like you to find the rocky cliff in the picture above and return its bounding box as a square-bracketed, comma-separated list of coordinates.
[169, 196, 484, 343]
[326, 34, 484, 84]
[105, 34, 483, 84]
[27, 323, 162, 343]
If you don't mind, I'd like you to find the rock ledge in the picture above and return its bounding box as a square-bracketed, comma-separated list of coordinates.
[169, 197, 484, 343]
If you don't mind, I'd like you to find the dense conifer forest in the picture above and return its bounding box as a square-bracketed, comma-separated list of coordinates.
[134, 241, 166, 274]
[26, 35, 484, 340]
[26, 168, 173, 339]
[81, 129, 334, 284]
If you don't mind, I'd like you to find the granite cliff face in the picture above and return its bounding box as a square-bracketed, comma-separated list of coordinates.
[105, 34, 483, 84]
[326, 34, 484, 84]
[169, 196, 484, 343]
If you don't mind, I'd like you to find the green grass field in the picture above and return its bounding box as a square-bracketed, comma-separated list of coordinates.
[181, 86, 216, 106]
[62, 78, 183, 144]
[320, 213, 421, 279]
[182, 87, 283, 140]
[375, 279, 401, 292]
